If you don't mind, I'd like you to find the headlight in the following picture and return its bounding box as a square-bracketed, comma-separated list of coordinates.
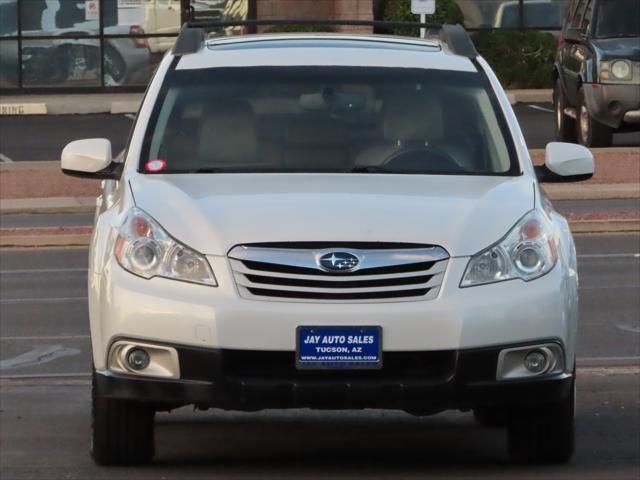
[600, 60, 633, 81]
[460, 210, 558, 288]
[114, 207, 217, 286]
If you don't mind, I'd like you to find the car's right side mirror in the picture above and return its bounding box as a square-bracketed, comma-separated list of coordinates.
[535, 142, 595, 183]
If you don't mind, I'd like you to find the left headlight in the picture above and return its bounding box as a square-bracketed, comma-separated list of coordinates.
[114, 207, 217, 286]
[460, 210, 558, 288]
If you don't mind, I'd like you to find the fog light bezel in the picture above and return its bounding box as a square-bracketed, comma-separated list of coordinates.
[496, 343, 564, 381]
[108, 340, 180, 379]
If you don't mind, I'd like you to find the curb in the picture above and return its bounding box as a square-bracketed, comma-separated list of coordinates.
[1, 219, 637, 248]
[1, 90, 554, 116]
[0, 197, 95, 214]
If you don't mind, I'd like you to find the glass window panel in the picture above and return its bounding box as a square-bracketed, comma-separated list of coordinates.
[0, 0, 18, 36]
[104, 36, 174, 86]
[455, 0, 521, 29]
[103, 0, 181, 36]
[522, 0, 569, 28]
[20, 0, 100, 36]
[0, 40, 19, 87]
[21, 38, 100, 87]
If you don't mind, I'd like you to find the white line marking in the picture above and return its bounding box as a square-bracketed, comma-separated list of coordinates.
[0, 297, 86, 305]
[0, 345, 81, 370]
[527, 104, 554, 113]
[578, 253, 640, 259]
[580, 285, 640, 290]
[0, 153, 14, 163]
[0, 335, 90, 341]
[617, 324, 640, 334]
[577, 356, 640, 364]
[125, 113, 136, 120]
[0, 268, 87, 275]
[0, 372, 90, 380]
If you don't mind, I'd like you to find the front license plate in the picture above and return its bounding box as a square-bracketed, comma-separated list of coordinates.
[296, 326, 382, 369]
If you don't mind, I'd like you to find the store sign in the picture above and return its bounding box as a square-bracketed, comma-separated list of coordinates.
[411, 0, 436, 15]
[85, 0, 99, 21]
[117, 0, 145, 26]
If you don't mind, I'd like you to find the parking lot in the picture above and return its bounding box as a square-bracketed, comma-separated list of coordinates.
[1, 234, 638, 478]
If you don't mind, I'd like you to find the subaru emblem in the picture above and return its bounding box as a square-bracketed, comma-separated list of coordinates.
[318, 252, 360, 272]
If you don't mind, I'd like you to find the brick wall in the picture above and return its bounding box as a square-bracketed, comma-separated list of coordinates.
[257, 0, 373, 32]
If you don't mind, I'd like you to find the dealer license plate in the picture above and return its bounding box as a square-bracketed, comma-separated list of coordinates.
[296, 326, 382, 369]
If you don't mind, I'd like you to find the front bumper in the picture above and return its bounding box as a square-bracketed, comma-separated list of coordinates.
[584, 83, 640, 129]
[95, 342, 573, 414]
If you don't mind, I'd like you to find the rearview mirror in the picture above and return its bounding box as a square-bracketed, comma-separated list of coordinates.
[61, 138, 122, 180]
[535, 142, 594, 183]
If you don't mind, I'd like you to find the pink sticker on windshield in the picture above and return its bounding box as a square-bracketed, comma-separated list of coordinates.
[145, 159, 166, 173]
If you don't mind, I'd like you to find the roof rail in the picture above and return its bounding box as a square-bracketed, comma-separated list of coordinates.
[172, 20, 478, 58]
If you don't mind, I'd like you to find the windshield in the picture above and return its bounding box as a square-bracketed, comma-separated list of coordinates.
[594, 0, 640, 38]
[142, 66, 517, 175]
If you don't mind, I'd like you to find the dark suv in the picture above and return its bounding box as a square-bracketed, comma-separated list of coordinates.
[554, 0, 640, 147]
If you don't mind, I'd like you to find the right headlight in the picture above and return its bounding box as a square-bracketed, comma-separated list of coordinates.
[114, 207, 217, 286]
[600, 60, 633, 81]
[460, 210, 558, 288]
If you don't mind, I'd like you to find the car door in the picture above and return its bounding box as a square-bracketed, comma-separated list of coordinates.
[564, 0, 595, 105]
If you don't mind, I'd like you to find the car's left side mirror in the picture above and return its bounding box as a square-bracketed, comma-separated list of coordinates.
[61, 138, 123, 180]
[535, 142, 594, 183]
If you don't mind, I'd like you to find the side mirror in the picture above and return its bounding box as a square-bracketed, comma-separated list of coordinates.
[535, 142, 594, 183]
[61, 139, 122, 180]
[563, 27, 585, 43]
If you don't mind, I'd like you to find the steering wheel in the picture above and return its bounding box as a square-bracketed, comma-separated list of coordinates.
[382, 145, 464, 173]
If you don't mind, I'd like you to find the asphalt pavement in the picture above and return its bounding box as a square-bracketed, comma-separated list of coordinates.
[0, 234, 639, 477]
[1, 104, 639, 162]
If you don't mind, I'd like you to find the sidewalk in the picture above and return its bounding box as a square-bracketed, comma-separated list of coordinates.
[0, 90, 555, 116]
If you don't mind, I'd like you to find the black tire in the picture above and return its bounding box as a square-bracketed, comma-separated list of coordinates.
[507, 378, 575, 464]
[473, 407, 507, 427]
[577, 87, 613, 147]
[554, 78, 577, 143]
[91, 370, 155, 465]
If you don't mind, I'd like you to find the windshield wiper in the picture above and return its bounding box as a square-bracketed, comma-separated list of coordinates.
[348, 165, 393, 173]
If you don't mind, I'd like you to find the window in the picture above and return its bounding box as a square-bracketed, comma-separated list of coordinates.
[593, 0, 640, 39]
[142, 65, 517, 176]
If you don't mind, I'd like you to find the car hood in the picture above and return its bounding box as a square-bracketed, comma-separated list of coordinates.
[594, 38, 640, 62]
[129, 174, 534, 257]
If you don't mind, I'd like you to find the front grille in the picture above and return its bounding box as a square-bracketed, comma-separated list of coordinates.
[228, 244, 449, 302]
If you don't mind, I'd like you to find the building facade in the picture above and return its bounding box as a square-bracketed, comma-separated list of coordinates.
[0, 0, 568, 92]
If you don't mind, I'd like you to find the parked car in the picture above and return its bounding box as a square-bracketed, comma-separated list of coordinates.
[493, 0, 567, 29]
[554, 0, 640, 146]
[61, 22, 594, 466]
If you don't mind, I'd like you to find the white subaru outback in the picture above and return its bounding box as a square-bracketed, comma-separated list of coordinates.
[61, 21, 594, 466]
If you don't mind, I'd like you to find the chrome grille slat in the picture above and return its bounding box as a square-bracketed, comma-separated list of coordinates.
[234, 272, 445, 294]
[228, 245, 449, 303]
[229, 257, 448, 281]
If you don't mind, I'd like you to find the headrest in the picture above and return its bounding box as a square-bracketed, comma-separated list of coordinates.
[286, 119, 349, 147]
[383, 95, 444, 143]
[199, 100, 257, 162]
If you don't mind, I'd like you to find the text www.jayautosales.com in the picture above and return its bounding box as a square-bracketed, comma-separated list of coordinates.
[300, 356, 378, 361]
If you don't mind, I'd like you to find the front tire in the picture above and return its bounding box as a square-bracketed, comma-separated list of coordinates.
[554, 78, 577, 143]
[577, 87, 613, 147]
[91, 370, 155, 465]
[507, 377, 575, 464]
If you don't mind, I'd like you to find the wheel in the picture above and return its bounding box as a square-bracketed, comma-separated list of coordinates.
[473, 407, 507, 427]
[507, 377, 575, 464]
[91, 370, 155, 465]
[553, 78, 577, 143]
[577, 87, 613, 147]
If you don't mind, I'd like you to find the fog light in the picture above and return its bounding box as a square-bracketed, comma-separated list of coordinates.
[127, 348, 150, 371]
[524, 350, 548, 374]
